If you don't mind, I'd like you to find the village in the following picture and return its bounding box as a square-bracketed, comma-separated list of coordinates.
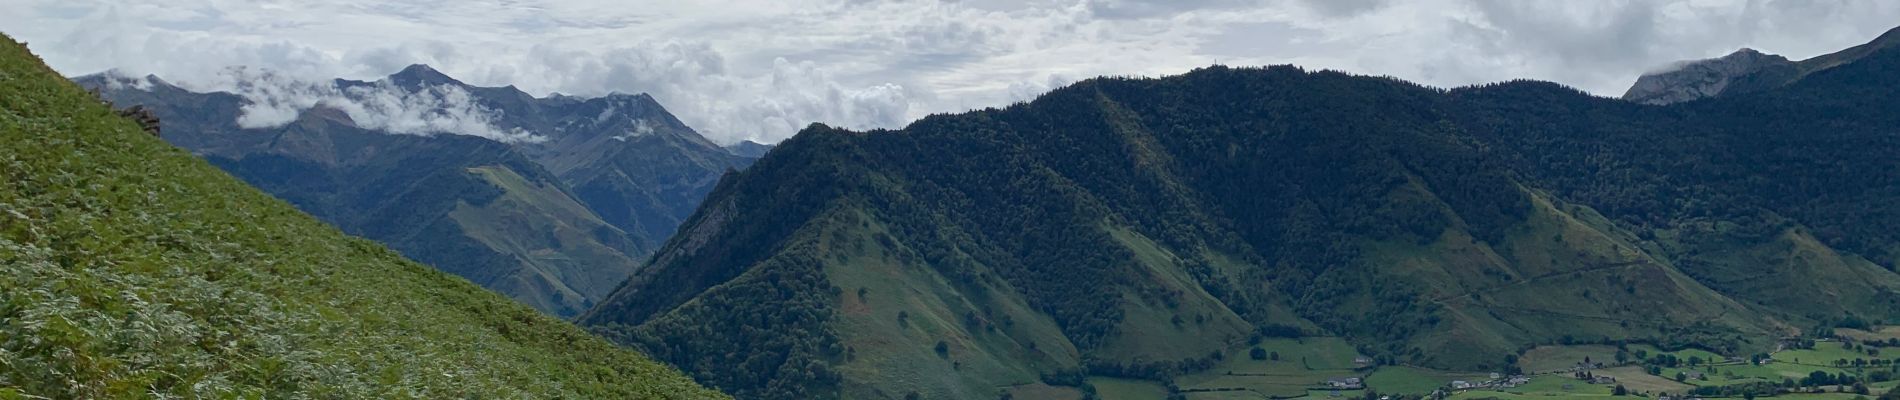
[1140, 335, 1900, 400]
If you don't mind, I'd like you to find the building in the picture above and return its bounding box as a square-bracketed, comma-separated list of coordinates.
[1326, 377, 1365, 389]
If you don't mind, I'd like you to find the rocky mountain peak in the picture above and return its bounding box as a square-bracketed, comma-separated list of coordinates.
[1621, 48, 1795, 105]
[387, 64, 463, 87]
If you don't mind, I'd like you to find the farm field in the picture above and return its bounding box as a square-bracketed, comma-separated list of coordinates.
[1630, 345, 1729, 364]
[1171, 337, 1368, 397]
[1091, 377, 1170, 400]
[1595, 366, 1698, 394]
[1837, 327, 1900, 342]
[1777, 342, 1884, 367]
[1081, 339, 1896, 400]
[1366, 366, 1493, 395]
[1521, 345, 1624, 373]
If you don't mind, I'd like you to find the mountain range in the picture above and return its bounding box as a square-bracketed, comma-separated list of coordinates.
[78, 66, 757, 317]
[0, 34, 721, 398]
[577, 26, 1900, 400]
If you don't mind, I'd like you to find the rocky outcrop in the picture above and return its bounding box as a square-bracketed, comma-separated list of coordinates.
[117, 105, 161, 137]
[1621, 48, 1796, 105]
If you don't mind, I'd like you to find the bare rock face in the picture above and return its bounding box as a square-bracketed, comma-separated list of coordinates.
[1622, 48, 1796, 105]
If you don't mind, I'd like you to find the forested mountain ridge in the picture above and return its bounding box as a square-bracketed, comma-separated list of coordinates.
[77, 65, 756, 317]
[580, 26, 1900, 399]
[0, 34, 723, 398]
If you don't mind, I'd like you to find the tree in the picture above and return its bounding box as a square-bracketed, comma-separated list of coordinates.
[1250, 347, 1269, 360]
[1613, 385, 1629, 396]
[935, 341, 950, 358]
[1675, 372, 1688, 382]
[1271, 351, 1281, 361]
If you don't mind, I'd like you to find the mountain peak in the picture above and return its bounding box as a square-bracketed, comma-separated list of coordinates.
[1621, 47, 1794, 105]
[388, 64, 462, 87]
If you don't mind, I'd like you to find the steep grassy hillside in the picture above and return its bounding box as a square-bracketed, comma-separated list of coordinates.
[198, 125, 644, 317]
[0, 36, 723, 398]
[580, 27, 1900, 400]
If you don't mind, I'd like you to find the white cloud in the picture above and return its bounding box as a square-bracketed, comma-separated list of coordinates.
[197, 67, 541, 143]
[4, 0, 1897, 144]
[612, 119, 656, 142]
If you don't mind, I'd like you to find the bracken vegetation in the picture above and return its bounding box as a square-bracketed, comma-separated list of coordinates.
[0, 35, 724, 398]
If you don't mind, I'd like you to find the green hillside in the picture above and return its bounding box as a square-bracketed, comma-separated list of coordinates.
[0, 35, 723, 398]
[580, 27, 1900, 400]
[80, 61, 753, 319]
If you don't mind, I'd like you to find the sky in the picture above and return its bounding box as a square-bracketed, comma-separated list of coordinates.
[2, 0, 1896, 145]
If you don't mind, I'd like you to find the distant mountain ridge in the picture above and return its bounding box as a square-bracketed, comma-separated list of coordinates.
[724, 140, 775, 158]
[581, 25, 1900, 400]
[78, 66, 757, 318]
[1623, 25, 1900, 104]
[0, 33, 723, 398]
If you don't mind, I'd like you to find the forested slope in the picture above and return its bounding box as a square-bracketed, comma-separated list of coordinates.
[579, 27, 1900, 400]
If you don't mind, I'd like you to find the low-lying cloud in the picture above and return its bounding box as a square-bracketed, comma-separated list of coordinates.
[206, 67, 541, 143]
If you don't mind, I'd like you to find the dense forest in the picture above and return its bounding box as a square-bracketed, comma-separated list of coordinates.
[579, 26, 1900, 400]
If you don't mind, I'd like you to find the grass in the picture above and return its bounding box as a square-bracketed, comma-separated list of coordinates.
[1594, 366, 1695, 394]
[1631, 344, 1728, 364]
[1447, 392, 1612, 400]
[823, 209, 1077, 400]
[1089, 376, 1170, 400]
[1836, 327, 1900, 342]
[1777, 342, 1882, 367]
[452, 165, 644, 316]
[1521, 345, 1624, 373]
[1503, 375, 1613, 396]
[1096, 225, 1253, 363]
[1172, 337, 1366, 398]
[0, 35, 722, 398]
[1366, 366, 1492, 395]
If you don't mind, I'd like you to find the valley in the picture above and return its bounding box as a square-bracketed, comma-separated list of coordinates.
[577, 25, 1900, 400]
[6, 5, 1900, 400]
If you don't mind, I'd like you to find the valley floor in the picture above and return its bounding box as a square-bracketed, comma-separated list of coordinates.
[1011, 339, 1899, 400]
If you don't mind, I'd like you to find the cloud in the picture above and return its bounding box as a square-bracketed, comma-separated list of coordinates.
[612, 119, 656, 142]
[198, 67, 541, 143]
[5, 0, 1899, 144]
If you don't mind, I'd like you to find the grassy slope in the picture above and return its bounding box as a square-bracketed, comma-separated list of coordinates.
[450, 165, 643, 316]
[0, 36, 721, 398]
[1365, 186, 1776, 369]
[1658, 221, 1900, 323]
[822, 207, 1082, 400]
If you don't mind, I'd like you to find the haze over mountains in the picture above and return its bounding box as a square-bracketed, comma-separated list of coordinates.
[79, 66, 758, 317]
[577, 26, 1900, 399]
